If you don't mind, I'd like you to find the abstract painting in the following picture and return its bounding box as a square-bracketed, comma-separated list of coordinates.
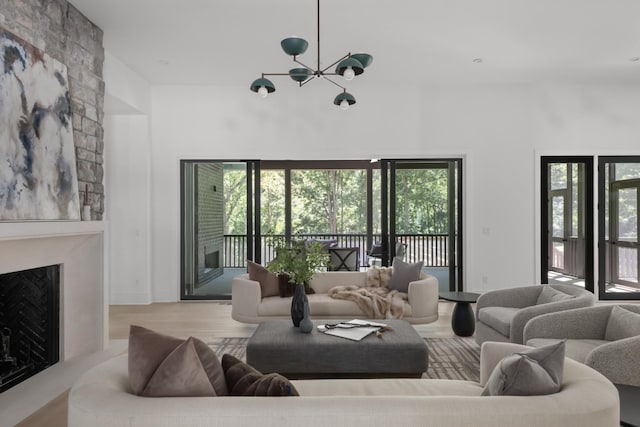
[0, 27, 80, 220]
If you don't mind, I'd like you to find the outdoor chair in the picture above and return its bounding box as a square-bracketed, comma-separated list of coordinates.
[366, 242, 383, 266]
[524, 304, 640, 386]
[365, 241, 407, 266]
[329, 247, 360, 271]
[395, 242, 407, 260]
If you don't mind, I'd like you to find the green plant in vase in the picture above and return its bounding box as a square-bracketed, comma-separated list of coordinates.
[267, 240, 330, 327]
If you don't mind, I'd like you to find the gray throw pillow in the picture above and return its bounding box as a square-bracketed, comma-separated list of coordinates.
[605, 306, 640, 341]
[481, 340, 565, 396]
[536, 285, 575, 305]
[387, 257, 423, 293]
[247, 260, 280, 298]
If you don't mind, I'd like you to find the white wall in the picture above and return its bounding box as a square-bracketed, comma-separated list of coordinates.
[146, 81, 640, 302]
[105, 115, 152, 303]
[103, 51, 153, 304]
[104, 52, 151, 115]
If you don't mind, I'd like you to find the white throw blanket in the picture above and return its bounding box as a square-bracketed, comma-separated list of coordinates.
[328, 285, 408, 319]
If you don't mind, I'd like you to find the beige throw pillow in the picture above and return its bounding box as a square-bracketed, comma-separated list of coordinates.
[247, 260, 280, 297]
[128, 325, 228, 397]
[366, 266, 392, 288]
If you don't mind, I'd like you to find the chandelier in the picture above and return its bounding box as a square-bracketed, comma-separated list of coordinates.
[249, 0, 373, 110]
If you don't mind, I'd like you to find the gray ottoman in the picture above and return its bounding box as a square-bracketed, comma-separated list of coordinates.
[246, 319, 428, 378]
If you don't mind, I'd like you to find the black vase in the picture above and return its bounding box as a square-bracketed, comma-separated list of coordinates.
[291, 284, 308, 327]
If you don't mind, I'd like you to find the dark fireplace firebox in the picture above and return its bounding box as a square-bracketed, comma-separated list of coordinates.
[0, 265, 60, 393]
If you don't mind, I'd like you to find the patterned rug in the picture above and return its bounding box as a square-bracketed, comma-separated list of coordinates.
[209, 336, 480, 382]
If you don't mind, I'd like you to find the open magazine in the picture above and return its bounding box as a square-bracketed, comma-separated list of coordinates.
[317, 319, 387, 341]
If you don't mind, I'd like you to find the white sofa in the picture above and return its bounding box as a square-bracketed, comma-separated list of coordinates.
[231, 271, 439, 324]
[68, 342, 619, 427]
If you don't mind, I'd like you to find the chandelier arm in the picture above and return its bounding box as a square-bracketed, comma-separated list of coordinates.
[299, 77, 316, 87]
[261, 72, 295, 76]
[323, 75, 346, 91]
[320, 53, 351, 74]
[293, 58, 316, 72]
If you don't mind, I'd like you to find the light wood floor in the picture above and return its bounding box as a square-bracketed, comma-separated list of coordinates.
[16, 301, 460, 427]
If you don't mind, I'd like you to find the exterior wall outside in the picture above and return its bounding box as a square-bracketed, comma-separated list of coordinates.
[196, 163, 224, 284]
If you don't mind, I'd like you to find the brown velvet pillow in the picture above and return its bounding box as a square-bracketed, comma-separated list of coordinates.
[221, 354, 299, 397]
[278, 274, 314, 297]
[247, 260, 280, 297]
[128, 325, 228, 397]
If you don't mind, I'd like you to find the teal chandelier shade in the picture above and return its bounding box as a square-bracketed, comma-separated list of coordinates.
[281, 38, 309, 56]
[249, 0, 372, 109]
[335, 57, 364, 78]
[351, 53, 373, 69]
[289, 68, 311, 82]
[250, 78, 276, 97]
[333, 91, 356, 110]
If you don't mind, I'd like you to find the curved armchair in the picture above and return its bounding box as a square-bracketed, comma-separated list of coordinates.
[475, 284, 595, 345]
[524, 304, 640, 386]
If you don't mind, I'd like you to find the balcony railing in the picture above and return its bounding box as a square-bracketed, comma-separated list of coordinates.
[223, 233, 450, 268]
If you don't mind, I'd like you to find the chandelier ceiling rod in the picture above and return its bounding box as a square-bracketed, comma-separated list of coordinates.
[317, 0, 320, 72]
[249, 0, 373, 110]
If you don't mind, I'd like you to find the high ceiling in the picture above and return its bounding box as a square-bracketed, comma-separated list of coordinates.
[69, 0, 640, 87]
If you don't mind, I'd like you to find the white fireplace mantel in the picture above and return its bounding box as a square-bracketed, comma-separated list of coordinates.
[0, 220, 109, 425]
[0, 220, 109, 356]
[0, 220, 107, 241]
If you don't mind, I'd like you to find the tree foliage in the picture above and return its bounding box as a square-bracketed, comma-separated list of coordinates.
[224, 166, 452, 236]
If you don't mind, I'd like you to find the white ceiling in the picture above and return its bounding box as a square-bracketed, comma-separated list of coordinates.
[69, 0, 640, 87]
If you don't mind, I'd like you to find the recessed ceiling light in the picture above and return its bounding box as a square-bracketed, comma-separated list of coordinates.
[630, 57, 640, 62]
[157, 59, 170, 65]
[473, 58, 483, 63]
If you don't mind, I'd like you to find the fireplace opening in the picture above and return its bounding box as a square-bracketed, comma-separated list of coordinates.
[0, 265, 60, 393]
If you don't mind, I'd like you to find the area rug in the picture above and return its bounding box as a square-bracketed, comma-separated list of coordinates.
[209, 337, 480, 382]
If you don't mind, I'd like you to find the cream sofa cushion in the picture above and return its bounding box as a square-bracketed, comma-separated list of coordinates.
[69, 343, 620, 427]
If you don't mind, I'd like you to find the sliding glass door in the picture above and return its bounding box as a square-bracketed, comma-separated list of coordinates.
[259, 161, 377, 265]
[179, 158, 464, 299]
[180, 160, 260, 299]
[540, 157, 594, 291]
[599, 157, 640, 299]
[380, 159, 463, 291]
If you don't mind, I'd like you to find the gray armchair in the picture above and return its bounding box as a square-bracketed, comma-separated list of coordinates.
[475, 284, 595, 345]
[524, 304, 640, 386]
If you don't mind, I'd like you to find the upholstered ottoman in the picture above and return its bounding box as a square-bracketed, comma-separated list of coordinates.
[246, 319, 428, 378]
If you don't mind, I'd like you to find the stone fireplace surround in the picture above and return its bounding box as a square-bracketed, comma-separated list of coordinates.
[0, 221, 108, 424]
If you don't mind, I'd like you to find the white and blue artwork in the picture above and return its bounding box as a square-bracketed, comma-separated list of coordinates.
[0, 27, 80, 220]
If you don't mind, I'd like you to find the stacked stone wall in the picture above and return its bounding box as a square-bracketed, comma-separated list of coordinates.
[0, 0, 105, 219]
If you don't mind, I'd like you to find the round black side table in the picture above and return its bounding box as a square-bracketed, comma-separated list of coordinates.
[439, 291, 481, 337]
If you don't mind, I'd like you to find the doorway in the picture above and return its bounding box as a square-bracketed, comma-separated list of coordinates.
[599, 157, 640, 299]
[380, 159, 463, 291]
[179, 158, 464, 299]
[180, 160, 259, 299]
[540, 157, 594, 292]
